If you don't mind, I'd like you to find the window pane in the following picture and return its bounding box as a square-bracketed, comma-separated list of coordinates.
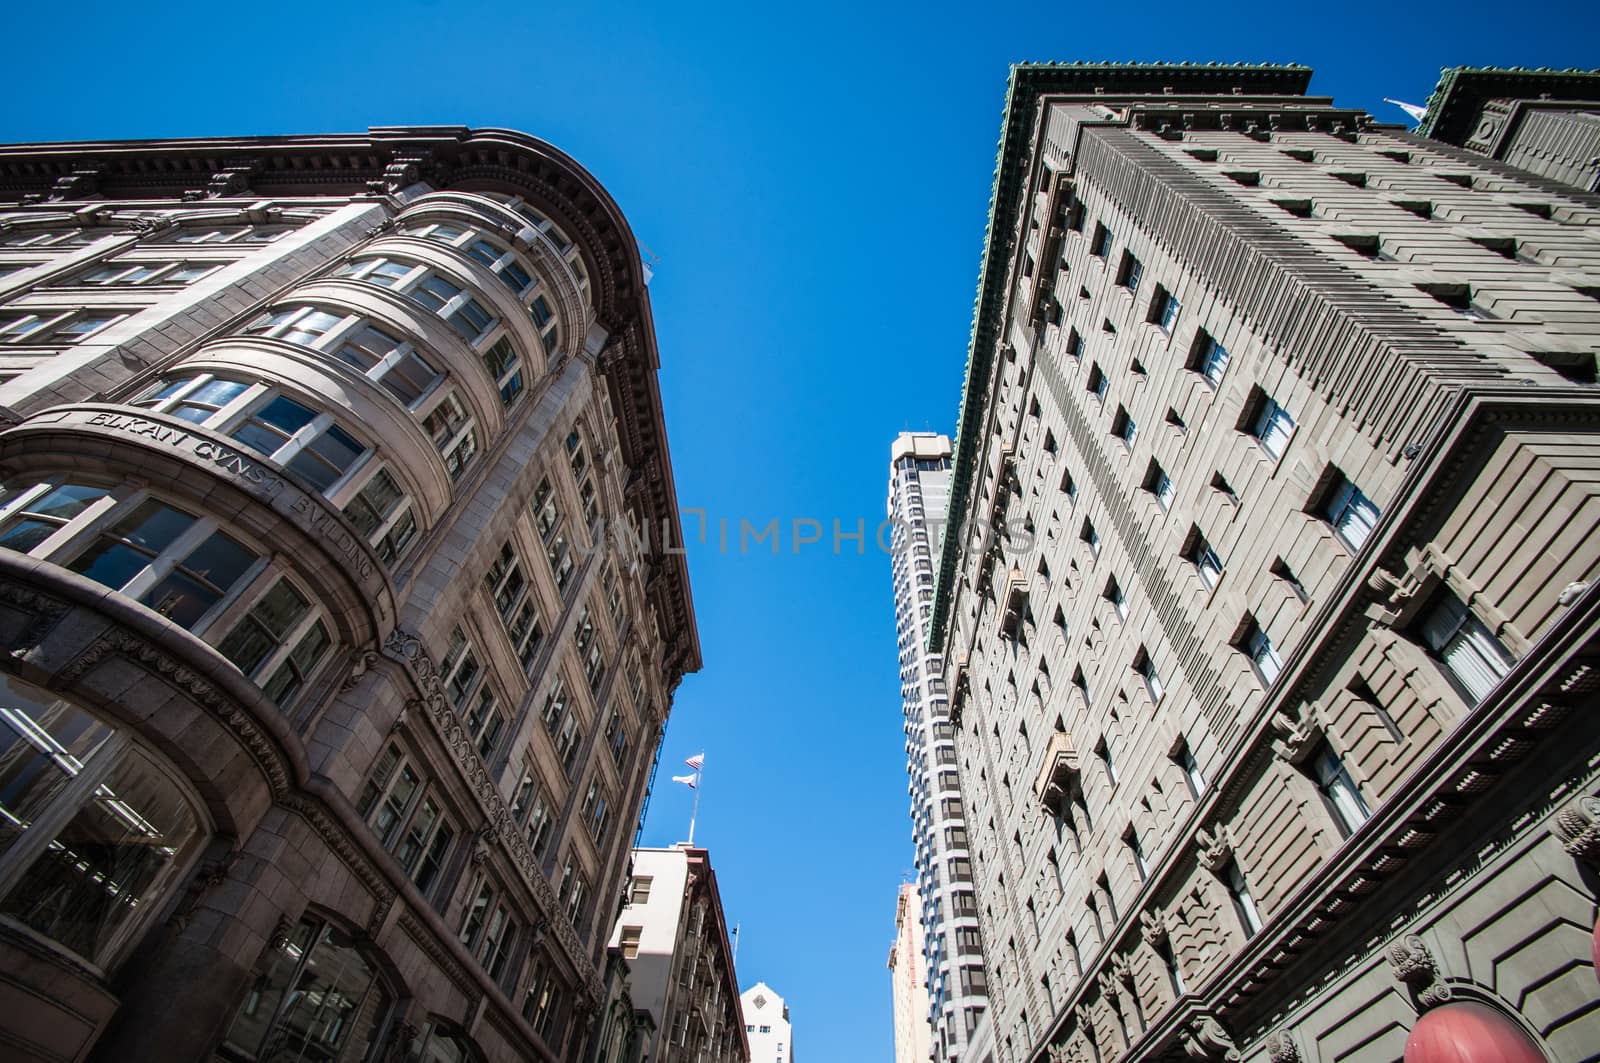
[1, 745, 200, 964]
[0, 688, 114, 859]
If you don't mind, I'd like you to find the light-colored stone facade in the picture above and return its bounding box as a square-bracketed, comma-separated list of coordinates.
[889, 430, 991, 1059]
[1418, 67, 1600, 193]
[930, 64, 1600, 1063]
[890, 882, 935, 1063]
[608, 845, 749, 1062]
[739, 981, 792, 1063]
[0, 128, 699, 1062]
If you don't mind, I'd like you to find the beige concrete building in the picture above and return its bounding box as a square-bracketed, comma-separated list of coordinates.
[889, 881, 935, 1063]
[930, 63, 1600, 1063]
[608, 845, 748, 1063]
[0, 127, 699, 1062]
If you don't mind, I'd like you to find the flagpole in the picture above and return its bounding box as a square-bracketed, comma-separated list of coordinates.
[687, 767, 702, 846]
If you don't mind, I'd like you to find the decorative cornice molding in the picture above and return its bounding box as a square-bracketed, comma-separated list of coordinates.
[381, 627, 603, 1001]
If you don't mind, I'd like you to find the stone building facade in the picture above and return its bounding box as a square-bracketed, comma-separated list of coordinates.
[0, 127, 699, 1063]
[929, 64, 1600, 1063]
[889, 882, 935, 1063]
[888, 431, 990, 1059]
[1418, 67, 1600, 193]
[607, 845, 748, 1063]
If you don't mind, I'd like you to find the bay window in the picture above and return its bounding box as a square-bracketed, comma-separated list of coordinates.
[341, 466, 419, 567]
[244, 305, 444, 408]
[0, 675, 206, 968]
[215, 576, 332, 708]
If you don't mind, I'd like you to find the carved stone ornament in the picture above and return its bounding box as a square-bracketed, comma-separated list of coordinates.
[1552, 795, 1600, 865]
[342, 650, 380, 691]
[1387, 934, 1452, 1009]
[1264, 1030, 1301, 1063]
[1182, 1015, 1240, 1061]
[124, 213, 179, 236]
[1047, 1041, 1073, 1063]
[1140, 907, 1171, 945]
[1269, 706, 1321, 765]
[1195, 825, 1235, 873]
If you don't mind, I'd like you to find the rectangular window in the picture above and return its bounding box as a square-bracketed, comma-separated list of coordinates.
[1175, 741, 1207, 798]
[1242, 618, 1283, 684]
[1225, 861, 1262, 935]
[355, 744, 455, 897]
[1117, 252, 1143, 293]
[341, 466, 418, 567]
[1090, 223, 1112, 258]
[65, 260, 218, 287]
[1152, 287, 1180, 333]
[1087, 363, 1107, 402]
[1420, 592, 1516, 703]
[1311, 744, 1369, 838]
[1248, 393, 1295, 460]
[215, 577, 331, 707]
[1136, 648, 1164, 702]
[1113, 407, 1137, 447]
[1127, 828, 1149, 881]
[1191, 333, 1230, 387]
[629, 876, 653, 905]
[1144, 462, 1173, 509]
[620, 925, 642, 959]
[1321, 473, 1381, 551]
[0, 310, 125, 345]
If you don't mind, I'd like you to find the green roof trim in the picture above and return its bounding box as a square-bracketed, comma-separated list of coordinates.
[1418, 65, 1600, 143]
[926, 62, 1312, 654]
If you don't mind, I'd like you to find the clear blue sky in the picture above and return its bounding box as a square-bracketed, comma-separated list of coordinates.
[8, 1, 1592, 1057]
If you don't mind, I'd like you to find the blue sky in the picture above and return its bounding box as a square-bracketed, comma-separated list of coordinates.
[8, 1, 1593, 1057]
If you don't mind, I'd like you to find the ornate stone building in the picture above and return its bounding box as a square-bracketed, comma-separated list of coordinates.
[930, 64, 1600, 1062]
[888, 431, 990, 1059]
[0, 127, 699, 1062]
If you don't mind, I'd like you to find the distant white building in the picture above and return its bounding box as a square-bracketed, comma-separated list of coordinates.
[738, 982, 793, 1063]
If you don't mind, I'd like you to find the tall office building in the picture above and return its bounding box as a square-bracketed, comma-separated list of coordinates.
[739, 981, 793, 1063]
[608, 845, 749, 1062]
[930, 64, 1600, 1062]
[888, 882, 934, 1063]
[887, 431, 989, 1061]
[0, 127, 700, 1063]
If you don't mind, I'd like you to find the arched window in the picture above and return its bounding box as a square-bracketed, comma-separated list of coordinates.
[0, 674, 207, 968]
[222, 915, 393, 1063]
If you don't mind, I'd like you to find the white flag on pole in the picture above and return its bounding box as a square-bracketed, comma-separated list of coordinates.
[685, 753, 705, 771]
[1383, 98, 1428, 124]
[671, 773, 698, 789]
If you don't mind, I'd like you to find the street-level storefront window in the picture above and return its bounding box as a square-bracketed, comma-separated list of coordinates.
[222, 915, 392, 1063]
[0, 674, 206, 968]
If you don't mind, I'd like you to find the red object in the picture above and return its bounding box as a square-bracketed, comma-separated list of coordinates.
[1593, 911, 1600, 983]
[1405, 1002, 1546, 1063]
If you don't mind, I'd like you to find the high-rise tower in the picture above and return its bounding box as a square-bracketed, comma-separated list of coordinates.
[0, 127, 699, 1063]
[932, 64, 1600, 1062]
[888, 431, 989, 1059]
